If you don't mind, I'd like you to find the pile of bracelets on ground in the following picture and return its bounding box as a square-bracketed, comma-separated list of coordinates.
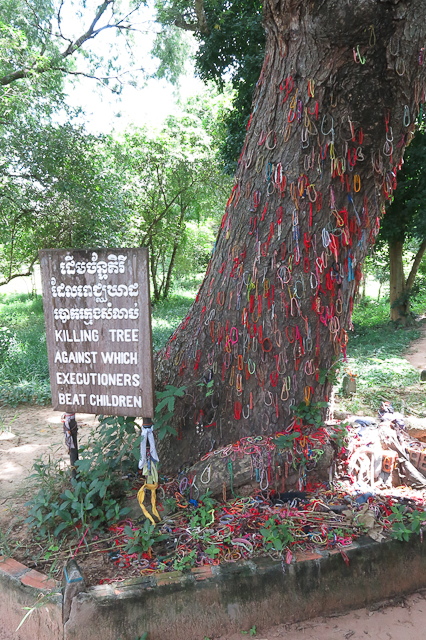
[97, 479, 426, 584]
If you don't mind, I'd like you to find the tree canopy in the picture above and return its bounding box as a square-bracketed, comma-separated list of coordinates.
[0, 124, 128, 285]
[154, 0, 265, 172]
[378, 120, 426, 248]
[0, 0, 146, 284]
[110, 89, 232, 300]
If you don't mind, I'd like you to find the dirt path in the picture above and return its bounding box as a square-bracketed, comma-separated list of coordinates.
[218, 592, 426, 640]
[404, 319, 426, 371]
[0, 405, 97, 527]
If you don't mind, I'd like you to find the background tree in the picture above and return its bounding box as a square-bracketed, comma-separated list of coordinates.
[153, 0, 426, 475]
[363, 253, 390, 302]
[0, 0, 151, 283]
[0, 0, 147, 94]
[112, 91, 232, 301]
[154, 0, 265, 172]
[0, 123, 129, 285]
[375, 120, 426, 323]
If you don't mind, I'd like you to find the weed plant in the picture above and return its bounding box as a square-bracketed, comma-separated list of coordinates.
[25, 416, 139, 536]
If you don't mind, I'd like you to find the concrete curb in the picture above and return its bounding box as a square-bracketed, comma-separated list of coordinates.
[3, 534, 426, 640]
[64, 534, 426, 640]
[0, 556, 62, 640]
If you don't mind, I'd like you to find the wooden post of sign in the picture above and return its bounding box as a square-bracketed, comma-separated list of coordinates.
[69, 414, 79, 479]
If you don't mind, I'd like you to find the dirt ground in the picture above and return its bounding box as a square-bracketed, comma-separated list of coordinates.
[218, 591, 426, 640]
[404, 319, 426, 371]
[0, 407, 98, 526]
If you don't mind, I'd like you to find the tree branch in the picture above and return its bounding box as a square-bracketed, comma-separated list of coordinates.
[0, 257, 38, 287]
[174, 18, 197, 32]
[174, 0, 210, 35]
[405, 238, 426, 291]
[194, 0, 210, 35]
[139, 183, 195, 245]
[0, 0, 146, 87]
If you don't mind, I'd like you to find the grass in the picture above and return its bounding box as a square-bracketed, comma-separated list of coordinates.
[338, 294, 426, 417]
[0, 293, 50, 405]
[150, 274, 201, 351]
[0, 278, 425, 416]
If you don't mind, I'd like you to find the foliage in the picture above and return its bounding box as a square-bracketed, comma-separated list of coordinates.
[318, 360, 340, 386]
[173, 548, 197, 571]
[0, 0, 148, 97]
[123, 520, 168, 556]
[292, 401, 328, 428]
[328, 424, 349, 450]
[0, 293, 50, 405]
[188, 491, 217, 529]
[25, 416, 138, 536]
[151, 275, 202, 351]
[388, 505, 425, 542]
[378, 122, 426, 249]
[154, 384, 186, 439]
[371, 116, 426, 318]
[0, 0, 153, 285]
[273, 432, 298, 450]
[0, 125, 130, 285]
[259, 517, 293, 552]
[154, 0, 265, 172]
[111, 90, 231, 301]
[151, 22, 192, 85]
[363, 253, 390, 301]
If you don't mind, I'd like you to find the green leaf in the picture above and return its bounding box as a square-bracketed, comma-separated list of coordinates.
[54, 522, 69, 536]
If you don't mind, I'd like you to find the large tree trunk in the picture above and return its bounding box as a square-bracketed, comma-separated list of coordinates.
[155, 0, 426, 474]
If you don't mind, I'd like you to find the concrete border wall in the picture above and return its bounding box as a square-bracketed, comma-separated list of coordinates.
[64, 535, 426, 640]
[0, 556, 62, 640]
[3, 534, 426, 640]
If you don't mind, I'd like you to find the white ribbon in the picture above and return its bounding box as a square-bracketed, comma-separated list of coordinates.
[138, 426, 159, 470]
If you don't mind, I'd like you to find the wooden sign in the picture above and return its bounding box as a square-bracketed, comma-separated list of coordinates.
[39, 248, 155, 417]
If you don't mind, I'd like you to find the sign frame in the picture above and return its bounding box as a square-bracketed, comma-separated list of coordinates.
[39, 247, 155, 418]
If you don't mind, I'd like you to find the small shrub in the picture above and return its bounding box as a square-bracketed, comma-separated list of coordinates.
[25, 416, 139, 536]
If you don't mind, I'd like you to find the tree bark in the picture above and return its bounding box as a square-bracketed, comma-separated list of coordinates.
[163, 206, 187, 300]
[155, 0, 426, 474]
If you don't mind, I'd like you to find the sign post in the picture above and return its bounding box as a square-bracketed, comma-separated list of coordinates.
[39, 248, 155, 474]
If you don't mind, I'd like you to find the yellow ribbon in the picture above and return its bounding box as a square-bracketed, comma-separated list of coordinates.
[137, 482, 160, 526]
